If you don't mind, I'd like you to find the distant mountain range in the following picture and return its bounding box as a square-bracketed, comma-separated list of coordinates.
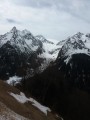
[1, 27, 90, 120]
[0, 27, 62, 80]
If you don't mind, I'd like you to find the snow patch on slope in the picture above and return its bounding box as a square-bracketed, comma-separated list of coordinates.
[6, 76, 22, 85]
[10, 92, 29, 103]
[10, 92, 51, 115]
[30, 98, 51, 115]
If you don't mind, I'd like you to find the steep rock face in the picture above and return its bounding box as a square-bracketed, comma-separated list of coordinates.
[21, 32, 90, 120]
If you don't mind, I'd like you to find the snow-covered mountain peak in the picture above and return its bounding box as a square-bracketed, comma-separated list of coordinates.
[72, 32, 84, 38]
[10, 26, 17, 31]
[57, 32, 90, 64]
[10, 26, 19, 34]
[67, 32, 84, 44]
[0, 27, 44, 54]
[10, 27, 32, 37]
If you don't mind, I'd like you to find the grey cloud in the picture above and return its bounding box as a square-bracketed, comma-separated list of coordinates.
[11, 0, 88, 9]
[55, 0, 90, 24]
[11, 0, 52, 8]
[6, 18, 21, 24]
[11, 0, 69, 9]
[11, 0, 90, 23]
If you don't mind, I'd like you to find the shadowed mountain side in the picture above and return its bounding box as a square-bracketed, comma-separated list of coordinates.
[20, 54, 90, 120]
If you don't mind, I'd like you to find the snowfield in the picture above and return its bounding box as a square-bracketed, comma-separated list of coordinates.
[6, 76, 22, 85]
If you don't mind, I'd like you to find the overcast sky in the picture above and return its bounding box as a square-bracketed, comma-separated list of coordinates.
[0, 0, 90, 41]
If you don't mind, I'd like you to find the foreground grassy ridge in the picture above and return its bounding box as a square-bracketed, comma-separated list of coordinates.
[0, 80, 60, 120]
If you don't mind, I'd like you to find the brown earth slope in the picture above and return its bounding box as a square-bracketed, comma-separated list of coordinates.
[0, 80, 62, 120]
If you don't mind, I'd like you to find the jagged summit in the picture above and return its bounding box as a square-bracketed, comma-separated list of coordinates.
[10, 27, 32, 38]
[10, 26, 17, 32]
[10, 27, 20, 38]
[72, 32, 84, 38]
[0, 27, 43, 53]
